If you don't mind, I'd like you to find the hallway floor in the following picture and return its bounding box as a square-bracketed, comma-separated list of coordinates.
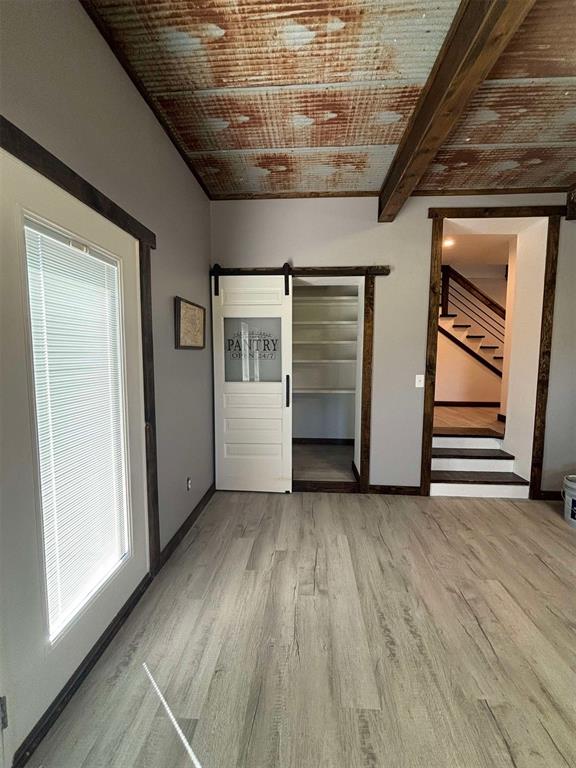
[29, 492, 575, 768]
[292, 442, 355, 482]
[434, 405, 505, 435]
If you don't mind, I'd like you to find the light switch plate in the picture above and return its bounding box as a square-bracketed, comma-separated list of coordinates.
[415, 374, 425, 388]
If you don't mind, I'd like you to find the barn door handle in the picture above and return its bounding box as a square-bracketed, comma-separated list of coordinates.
[286, 374, 290, 408]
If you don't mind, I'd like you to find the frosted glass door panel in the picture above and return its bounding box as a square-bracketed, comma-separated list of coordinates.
[224, 317, 281, 382]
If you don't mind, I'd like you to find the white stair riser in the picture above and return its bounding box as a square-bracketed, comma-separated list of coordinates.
[430, 483, 529, 499]
[432, 458, 514, 472]
[433, 436, 502, 449]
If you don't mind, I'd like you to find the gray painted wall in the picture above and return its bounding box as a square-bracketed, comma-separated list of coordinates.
[211, 196, 575, 490]
[0, 0, 214, 546]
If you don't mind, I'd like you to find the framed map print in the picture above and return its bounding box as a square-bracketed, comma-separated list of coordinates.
[174, 296, 205, 349]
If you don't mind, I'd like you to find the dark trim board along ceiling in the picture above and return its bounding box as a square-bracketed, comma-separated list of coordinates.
[82, 0, 575, 207]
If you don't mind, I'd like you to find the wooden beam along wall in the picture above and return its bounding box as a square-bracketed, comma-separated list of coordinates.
[378, 0, 536, 223]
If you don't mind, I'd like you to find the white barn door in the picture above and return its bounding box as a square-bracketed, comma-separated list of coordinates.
[212, 274, 292, 492]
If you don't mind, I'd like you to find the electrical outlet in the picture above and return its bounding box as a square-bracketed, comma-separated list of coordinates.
[415, 374, 425, 388]
[186, 477, 192, 492]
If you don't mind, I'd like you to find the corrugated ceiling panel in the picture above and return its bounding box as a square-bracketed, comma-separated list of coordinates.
[418, 146, 576, 191]
[89, 0, 574, 196]
[447, 80, 576, 146]
[418, 0, 576, 192]
[488, 0, 576, 80]
[91, 0, 460, 91]
[190, 146, 397, 196]
[154, 83, 421, 151]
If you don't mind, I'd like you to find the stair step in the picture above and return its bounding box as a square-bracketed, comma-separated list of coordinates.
[432, 447, 514, 472]
[493, 355, 504, 360]
[480, 344, 499, 349]
[452, 323, 471, 328]
[431, 470, 528, 485]
[439, 313, 458, 318]
[432, 448, 514, 460]
[433, 427, 503, 438]
[466, 334, 485, 339]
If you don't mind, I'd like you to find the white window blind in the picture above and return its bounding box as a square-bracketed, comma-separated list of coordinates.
[24, 220, 131, 641]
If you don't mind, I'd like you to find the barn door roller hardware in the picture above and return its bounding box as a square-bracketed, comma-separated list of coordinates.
[211, 263, 294, 296]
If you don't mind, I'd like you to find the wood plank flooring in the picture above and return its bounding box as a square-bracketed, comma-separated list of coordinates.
[434, 405, 505, 435]
[293, 443, 355, 481]
[29, 492, 576, 768]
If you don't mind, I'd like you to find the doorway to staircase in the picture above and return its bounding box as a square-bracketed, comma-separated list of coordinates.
[421, 207, 562, 499]
[434, 235, 511, 439]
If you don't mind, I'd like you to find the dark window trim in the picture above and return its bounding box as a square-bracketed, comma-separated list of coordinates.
[420, 205, 564, 498]
[0, 117, 156, 248]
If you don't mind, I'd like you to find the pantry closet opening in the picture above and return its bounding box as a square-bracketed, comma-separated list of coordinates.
[292, 276, 365, 491]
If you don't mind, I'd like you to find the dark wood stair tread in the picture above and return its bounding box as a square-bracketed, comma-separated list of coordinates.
[431, 470, 528, 485]
[439, 313, 458, 318]
[480, 345, 499, 349]
[432, 448, 514, 460]
[466, 334, 485, 339]
[452, 323, 471, 328]
[493, 355, 504, 360]
[433, 427, 504, 438]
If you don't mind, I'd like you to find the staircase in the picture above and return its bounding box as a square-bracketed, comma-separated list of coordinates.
[430, 433, 529, 498]
[433, 267, 529, 497]
[439, 265, 505, 376]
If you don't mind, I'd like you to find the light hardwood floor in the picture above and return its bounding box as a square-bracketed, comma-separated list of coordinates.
[30, 492, 576, 768]
[434, 405, 505, 435]
[293, 443, 355, 481]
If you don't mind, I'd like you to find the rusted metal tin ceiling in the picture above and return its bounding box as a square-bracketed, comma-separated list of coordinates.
[87, 0, 460, 197]
[417, 0, 576, 193]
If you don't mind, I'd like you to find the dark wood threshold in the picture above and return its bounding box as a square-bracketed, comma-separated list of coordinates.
[433, 427, 504, 438]
[292, 480, 359, 493]
[368, 485, 421, 495]
[12, 574, 153, 767]
[497, 413, 506, 423]
[352, 461, 360, 482]
[159, 483, 216, 569]
[435, 401, 500, 408]
[431, 470, 528, 485]
[293, 438, 354, 446]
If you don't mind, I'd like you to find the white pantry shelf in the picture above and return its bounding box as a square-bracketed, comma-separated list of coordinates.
[293, 388, 356, 394]
[294, 359, 356, 364]
[293, 340, 356, 345]
[293, 298, 358, 305]
[293, 321, 357, 326]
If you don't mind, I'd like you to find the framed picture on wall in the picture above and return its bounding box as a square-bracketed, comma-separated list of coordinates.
[174, 296, 206, 349]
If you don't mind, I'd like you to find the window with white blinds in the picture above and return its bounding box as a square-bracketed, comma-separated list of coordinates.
[24, 219, 131, 642]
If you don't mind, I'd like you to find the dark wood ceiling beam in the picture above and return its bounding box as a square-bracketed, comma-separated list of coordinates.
[378, 0, 536, 223]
